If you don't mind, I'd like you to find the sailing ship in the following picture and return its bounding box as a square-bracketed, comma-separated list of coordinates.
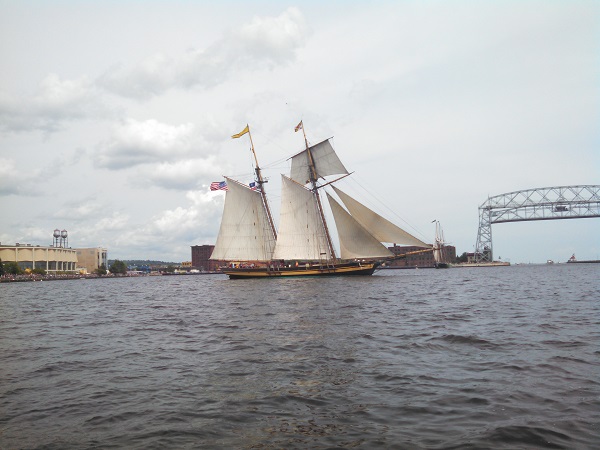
[210, 122, 431, 279]
[432, 220, 451, 268]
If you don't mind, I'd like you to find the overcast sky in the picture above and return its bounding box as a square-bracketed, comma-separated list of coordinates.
[1, 1, 598, 264]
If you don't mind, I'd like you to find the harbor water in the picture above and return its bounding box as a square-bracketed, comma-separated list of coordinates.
[1, 264, 598, 449]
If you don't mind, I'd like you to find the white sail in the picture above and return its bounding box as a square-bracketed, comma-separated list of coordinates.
[433, 245, 442, 263]
[332, 186, 430, 248]
[327, 193, 394, 259]
[290, 139, 349, 185]
[433, 221, 445, 263]
[272, 175, 332, 261]
[210, 177, 276, 261]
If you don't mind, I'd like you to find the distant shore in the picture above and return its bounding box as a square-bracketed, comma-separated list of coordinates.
[0, 272, 223, 283]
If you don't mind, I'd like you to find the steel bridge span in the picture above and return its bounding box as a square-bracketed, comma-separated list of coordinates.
[474, 185, 600, 262]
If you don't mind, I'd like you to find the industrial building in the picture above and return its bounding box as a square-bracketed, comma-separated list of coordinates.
[0, 230, 109, 275]
[0, 244, 78, 273]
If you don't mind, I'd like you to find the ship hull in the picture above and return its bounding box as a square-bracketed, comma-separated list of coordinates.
[222, 261, 379, 279]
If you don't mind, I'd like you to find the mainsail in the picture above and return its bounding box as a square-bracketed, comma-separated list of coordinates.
[272, 175, 333, 261]
[210, 177, 276, 261]
[327, 193, 394, 259]
[332, 186, 430, 248]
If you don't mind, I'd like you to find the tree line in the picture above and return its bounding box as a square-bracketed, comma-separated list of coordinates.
[0, 258, 129, 276]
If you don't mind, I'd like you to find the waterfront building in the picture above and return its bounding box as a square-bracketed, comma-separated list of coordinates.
[387, 244, 456, 268]
[0, 244, 78, 273]
[75, 248, 108, 273]
[191, 245, 220, 271]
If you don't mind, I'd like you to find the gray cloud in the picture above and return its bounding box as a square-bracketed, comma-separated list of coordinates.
[50, 196, 105, 221]
[0, 156, 67, 197]
[0, 158, 42, 195]
[133, 158, 225, 191]
[94, 118, 206, 170]
[0, 8, 307, 134]
[97, 7, 307, 99]
[0, 74, 114, 134]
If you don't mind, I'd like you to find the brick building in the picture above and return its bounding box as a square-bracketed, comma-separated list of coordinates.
[191, 245, 219, 271]
[386, 245, 456, 268]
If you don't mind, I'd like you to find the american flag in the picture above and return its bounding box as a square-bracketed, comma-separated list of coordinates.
[210, 181, 228, 191]
[249, 182, 258, 191]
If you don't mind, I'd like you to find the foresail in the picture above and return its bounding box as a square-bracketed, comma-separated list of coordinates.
[272, 175, 332, 261]
[327, 193, 394, 259]
[210, 177, 276, 261]
[290, 139, 349, 185]
[332, 186, 430, 248]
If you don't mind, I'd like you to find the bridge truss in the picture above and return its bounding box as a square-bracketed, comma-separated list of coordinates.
[474, 185, 600, 262]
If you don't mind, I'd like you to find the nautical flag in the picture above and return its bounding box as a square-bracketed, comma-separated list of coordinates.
[294, 120, 303, 132]
[231, 125, 249, 139]
[210, 181, 228, 191]
[249, 182, 259, 191]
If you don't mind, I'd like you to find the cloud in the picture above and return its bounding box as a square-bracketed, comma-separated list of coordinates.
[0, 157, 60, 196]
[0, 74, 113, 134]
[229, 6, 308, 65]
[95, 212, 131, 231]
[0, 8, 308, 135]
[134, 157, 225, 190]
[101, 190, 224, 260]
[50, 197, 106, 221]
[94, 118, 206, 170]
[97, 7, 308, 99]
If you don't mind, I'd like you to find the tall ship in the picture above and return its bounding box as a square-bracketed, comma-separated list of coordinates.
[210, 122, 431, 279]
[432, 220, 451, 269]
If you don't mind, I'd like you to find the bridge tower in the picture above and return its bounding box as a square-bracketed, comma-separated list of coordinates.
[475, 206, 493, 262]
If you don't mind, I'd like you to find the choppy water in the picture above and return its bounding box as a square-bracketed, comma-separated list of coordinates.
[1, 264, 599, 449]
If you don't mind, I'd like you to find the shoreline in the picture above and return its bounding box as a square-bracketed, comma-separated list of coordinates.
[0, 272, 223, 283]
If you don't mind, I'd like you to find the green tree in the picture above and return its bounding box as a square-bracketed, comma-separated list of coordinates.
[4, 261, 22, 275]
[32, 268, 47, 275]
[456, 252, 469, 263]
[109, 260, 128, 274]
[95, 263, 107, 275]
[0, 258, 4, 276]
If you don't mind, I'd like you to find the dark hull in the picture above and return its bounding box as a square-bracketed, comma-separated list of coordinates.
[223, 261, 379, 279]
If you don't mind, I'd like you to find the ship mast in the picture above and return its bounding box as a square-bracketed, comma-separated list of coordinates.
[234, 125, 277, 240]
[298, 122, 337, 262]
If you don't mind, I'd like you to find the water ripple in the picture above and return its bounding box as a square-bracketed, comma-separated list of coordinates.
[0, 264, 598, 448]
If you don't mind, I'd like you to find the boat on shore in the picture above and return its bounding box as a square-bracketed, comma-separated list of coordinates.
[210, 122, 432, 279]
